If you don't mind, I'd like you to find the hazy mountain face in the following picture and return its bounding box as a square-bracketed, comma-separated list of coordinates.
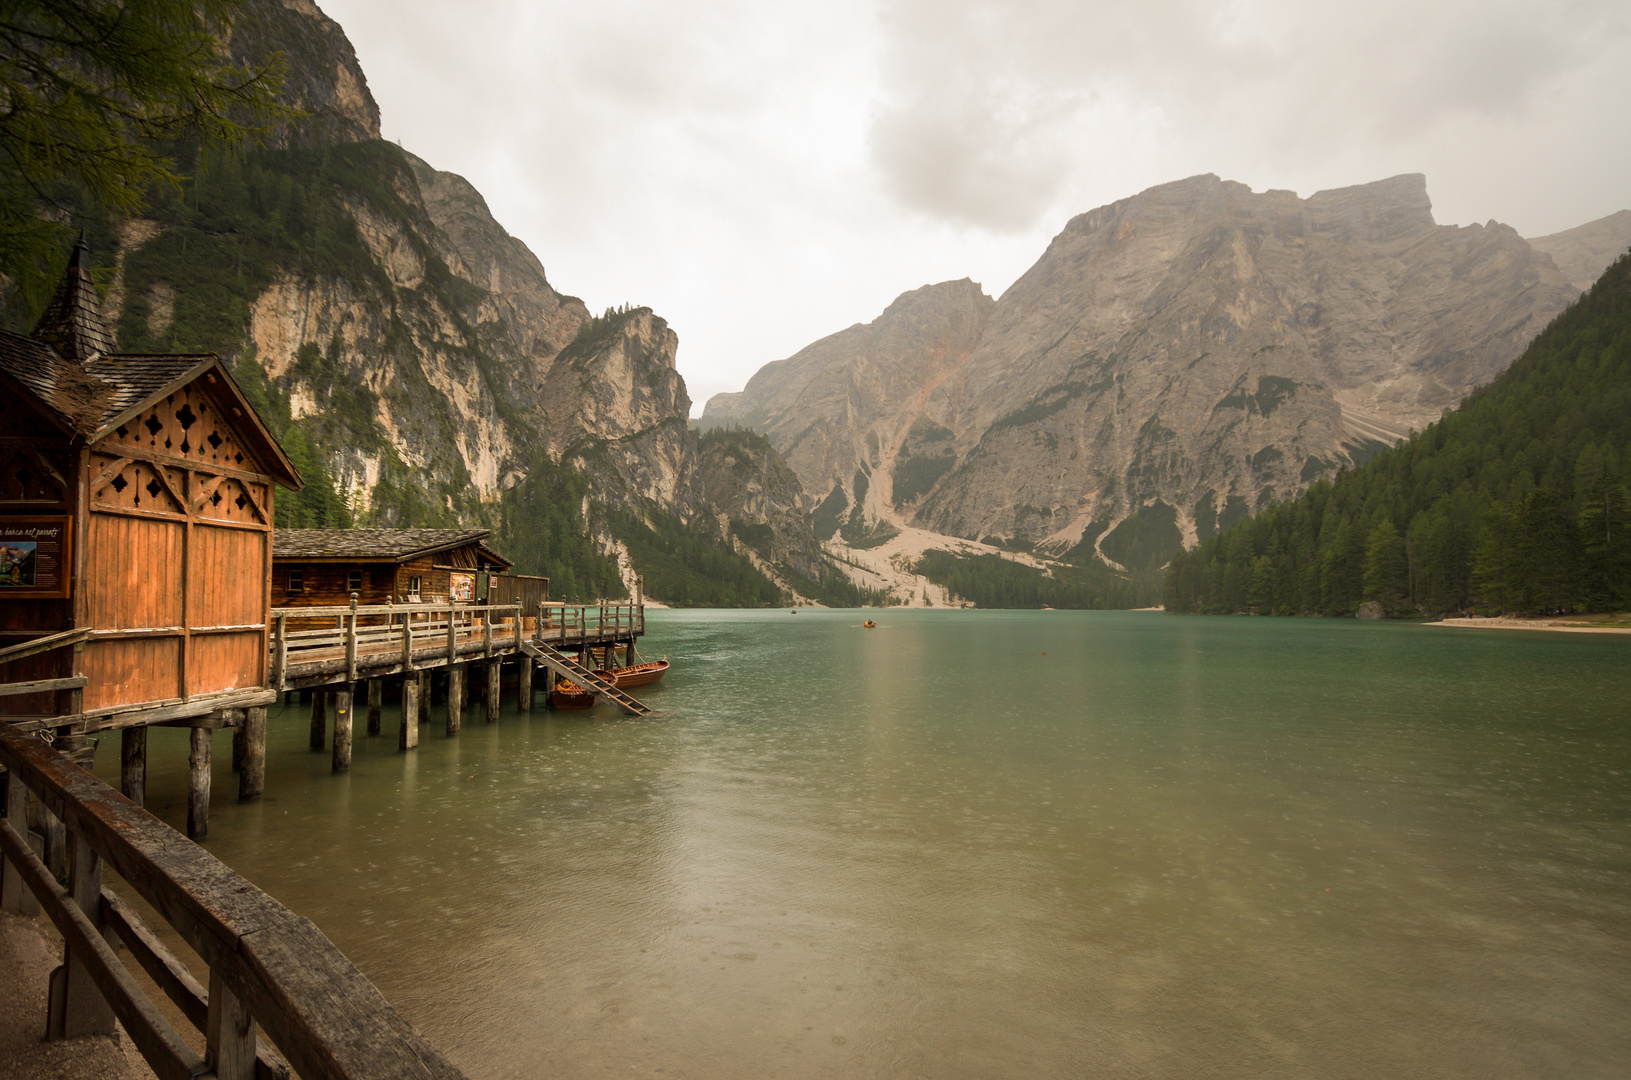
[707, 173, 1583, 570]
[1527, 211, 1631, 292]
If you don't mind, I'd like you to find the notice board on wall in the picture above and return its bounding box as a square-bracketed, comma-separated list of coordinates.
[0, 516, 71, 598]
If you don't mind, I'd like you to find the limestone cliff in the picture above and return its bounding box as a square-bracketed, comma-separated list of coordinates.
[706, 174, 1581, 572]
[1528, 210, 1631, 292]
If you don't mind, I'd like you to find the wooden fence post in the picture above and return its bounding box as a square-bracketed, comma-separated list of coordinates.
[2, 768, 40, 915]
[345, 593, 359, 684]
[55, 831, 117, 1038]
[205, 970, 257, 1080]
[272, 612, 287, 691]
[332, 687, 353, 773]
[187, 727, 210, 841]
[239, 707, 265, 801]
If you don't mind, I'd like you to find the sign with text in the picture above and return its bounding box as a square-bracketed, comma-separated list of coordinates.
[0, 516, 72, 598]
[450, 572, 475, 603]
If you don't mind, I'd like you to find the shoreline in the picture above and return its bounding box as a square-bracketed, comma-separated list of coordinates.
[1430, 616, 1631, 635]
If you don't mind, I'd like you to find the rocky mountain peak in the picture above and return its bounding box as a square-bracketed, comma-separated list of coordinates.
[227, 0, 382, 148]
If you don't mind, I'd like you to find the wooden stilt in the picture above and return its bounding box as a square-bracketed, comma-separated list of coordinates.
[120, 727, 147, 806]
[417, 671, 431, 722]
[399, 675, 420, 750]
[187, 726, 211, 841]
[447, 664, 463, 735]
[486, 660, 501, 723]
[332, 687, 353, 773]
[309, 691, 326, 751]
[239, 707, 265, 801]
[367, 678, 383, 735]
[518, 657, 533, 713]
[231, 723, 245, 771]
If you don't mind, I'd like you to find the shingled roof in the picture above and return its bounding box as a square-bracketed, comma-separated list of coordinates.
[273, 529, 513, 569]
[0, 244, 302, 489]
[32, 239, 117, 361]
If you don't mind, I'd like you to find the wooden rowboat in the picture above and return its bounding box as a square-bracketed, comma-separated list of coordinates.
[590, 658, 669, 689]
[549, 680, 596, 710]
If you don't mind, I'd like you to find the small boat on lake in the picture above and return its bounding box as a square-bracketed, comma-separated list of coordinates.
[550, 680, 596, 710]
[590, 657, 669, 689]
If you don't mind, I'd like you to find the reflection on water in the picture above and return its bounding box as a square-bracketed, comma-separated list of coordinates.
[100, 611, 1631, 1078]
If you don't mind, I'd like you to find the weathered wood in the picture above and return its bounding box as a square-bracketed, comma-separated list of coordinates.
[332, 688, 352, 773]
[0, 674, 88, 697]
[272, 612, 288, 690]
[120, 726, 146, 806]
[2, 767, 40, 915]
[187, 727, 210, 841]
[103, 890, 293, 1080]
[232, 721, 246, 769]
[0, 626, 88, 665]
[207, 968, 258, 1080]
[60, 831, 117, 1037]
[446, 664, 463, 735]
[417, 671, 431, 722]
[240, 707, 265, 801]
[0, 818, 207, 1080]
[518, 657, 532, 713]
[399, 676, 419, 751]
[344, 595, 359, 684]
[79, 688, 279, 734]
[38, 799, 66, 879]
[486, 660, 501, 723]
[366, 679, 382, 735]
[309, 690, 326, 751]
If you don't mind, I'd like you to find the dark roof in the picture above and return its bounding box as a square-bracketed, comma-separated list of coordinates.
[32, 239, 116, 361]
[273, 529, 513, 569]
[0, 245, 303, 490]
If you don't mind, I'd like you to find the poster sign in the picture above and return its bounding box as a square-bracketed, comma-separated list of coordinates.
[0, 516, 71, 598]
[450, 572, 475, 603]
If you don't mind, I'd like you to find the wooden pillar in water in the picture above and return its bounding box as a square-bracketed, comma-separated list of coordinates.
[231, 721, 245, 771]
[447, 664, 463, 735]
[518, 658, 533, 713]
[239, 707, 265, 801]
[309, 691, 327, 750]
[120, 727, 147, 806]
[332, 687, 353, 773]
[486, 660, 501, 723]
[367, 679, 383, 735]
[418, 671, 431, 722]
[188, 726, 211, 841]
[400, 675, 420, 750]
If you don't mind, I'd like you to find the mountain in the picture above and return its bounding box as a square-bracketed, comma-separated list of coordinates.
[1165, 250, 1631, 617]
[705, 174, 1583, 579]
[1527, 210, 1631, 292]
[12, 0, 829, 606]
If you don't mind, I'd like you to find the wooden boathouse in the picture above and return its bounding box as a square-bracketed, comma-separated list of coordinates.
[272, 527, 524, 608]
[0, 241, 300, 842]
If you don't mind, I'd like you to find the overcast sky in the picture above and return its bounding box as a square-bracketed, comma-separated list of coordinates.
[321, 0, 1631, 413]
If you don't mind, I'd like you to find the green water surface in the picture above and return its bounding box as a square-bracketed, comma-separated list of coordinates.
[101, 611, 1631, 1079]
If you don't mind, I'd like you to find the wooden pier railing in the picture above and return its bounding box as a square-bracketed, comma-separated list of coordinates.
[269, 599, 645, 690]
[0, 728, 466, 1080]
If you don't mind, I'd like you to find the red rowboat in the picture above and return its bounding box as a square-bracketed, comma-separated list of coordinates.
[549, 680, 596, 710]
[590, 658, 669, 689]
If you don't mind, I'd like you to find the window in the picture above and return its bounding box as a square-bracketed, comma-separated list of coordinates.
[347, 570, 362, 593]
[288, 569, 304, 594]
[408, 575, 421, 595]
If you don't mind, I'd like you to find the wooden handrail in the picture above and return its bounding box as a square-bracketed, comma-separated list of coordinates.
[0, 626, 88, 666]
[0, 730, 467, 1080]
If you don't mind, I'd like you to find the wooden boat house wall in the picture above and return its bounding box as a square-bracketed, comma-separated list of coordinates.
[0, 242, 302, 732]
[271, 529, 524, 613]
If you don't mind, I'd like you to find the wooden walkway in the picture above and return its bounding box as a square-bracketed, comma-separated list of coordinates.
[521, 641, 650, 716]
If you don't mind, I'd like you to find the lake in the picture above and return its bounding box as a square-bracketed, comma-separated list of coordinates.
[99, 610, 1631, 1078]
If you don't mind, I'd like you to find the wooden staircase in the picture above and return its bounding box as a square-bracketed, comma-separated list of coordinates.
[520, 641, 651, 716]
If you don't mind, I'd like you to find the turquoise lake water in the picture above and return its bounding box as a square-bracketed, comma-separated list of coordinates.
[102, 610, 1631, 1078]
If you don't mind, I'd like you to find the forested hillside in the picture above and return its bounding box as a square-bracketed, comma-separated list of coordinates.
[1165, 251, 1631, 617]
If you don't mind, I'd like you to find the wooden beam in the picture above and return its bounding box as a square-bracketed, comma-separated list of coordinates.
[0, 627, 88, 665]
[82, 689, 279, 733]
[332, 688, 352, 773]
[120, 728, 146, 807]
[399, 676, 419, 751]
[60, 832, 117, 1038]
[446, 665, 462, 736]
[486, 661, 500, 724]
[0, 675, 88, 697]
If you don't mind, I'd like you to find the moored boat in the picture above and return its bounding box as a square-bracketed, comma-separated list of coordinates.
[550, 680, 596, 710]
[590, 657, 669, 689]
